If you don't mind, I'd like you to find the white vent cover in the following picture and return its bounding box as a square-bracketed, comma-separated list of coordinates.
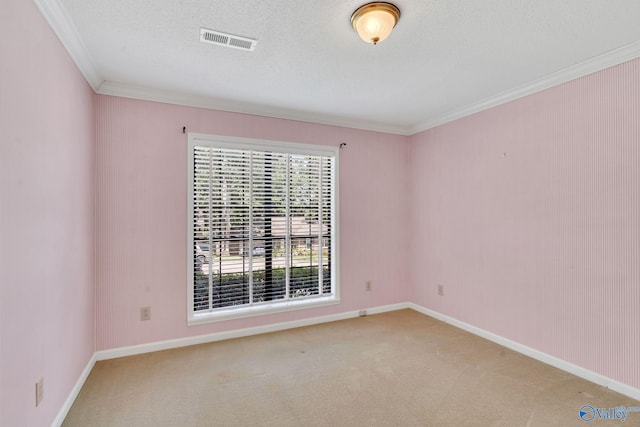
[200, 28, 257, 52]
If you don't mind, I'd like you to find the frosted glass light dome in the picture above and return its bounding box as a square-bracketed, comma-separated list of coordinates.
[351, 2, 401, 45]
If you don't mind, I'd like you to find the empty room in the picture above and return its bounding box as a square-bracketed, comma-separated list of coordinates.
[2, 0, 640, 426]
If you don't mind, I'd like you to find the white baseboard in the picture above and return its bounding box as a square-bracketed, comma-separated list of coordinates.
[362, 302, 410, 316]
[95, 302, 409, 361]
[57, 301, 639, 426]
[51, 352, 96, 427]
[407, 303, 640, 402]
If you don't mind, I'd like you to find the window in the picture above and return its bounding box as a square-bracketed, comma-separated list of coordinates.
[188, 134, 339, 324]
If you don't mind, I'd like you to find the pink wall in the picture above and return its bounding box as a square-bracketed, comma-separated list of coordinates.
[408, 58, 640, 390]
[6, 2, 639, 421]
[0, 0, 96, 425]
[95, 95, 409, 350]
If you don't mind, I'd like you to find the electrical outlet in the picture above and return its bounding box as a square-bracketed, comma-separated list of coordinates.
[437, 285, 444, 296]
[365, 281, 372, 291]
[35, 377, 44, 407]
[140, 306, 151, 321]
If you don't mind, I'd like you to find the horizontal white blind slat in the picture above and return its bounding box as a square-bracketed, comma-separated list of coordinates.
[191, 142, 335, 313]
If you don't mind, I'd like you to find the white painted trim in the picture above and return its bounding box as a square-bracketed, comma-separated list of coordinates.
[97, 41, 640, 137]
[407, 303, 640, 402]
[35, 0, 640, 137]
[96, 303, 409, 361]
[188, 297, 342, 325]
[51, 353, 96, 427]
[186, 133, 341, 325]
[32, 0, 102, 90]
[56, 302, 640, 425]
[96, 81, 410, 136]
[365, 302, 410, 315]
[409, 40, 640, 135]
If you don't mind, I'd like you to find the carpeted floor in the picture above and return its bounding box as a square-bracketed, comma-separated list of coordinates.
[63, 310, 640, 426]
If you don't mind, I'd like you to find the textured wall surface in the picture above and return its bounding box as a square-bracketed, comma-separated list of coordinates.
[408, 58, 640, 390]
[0, 0, 96, 425]
[95, 95, 410, 350]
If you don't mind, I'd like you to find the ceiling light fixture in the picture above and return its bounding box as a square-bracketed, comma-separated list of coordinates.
[351, 2, 401, 45]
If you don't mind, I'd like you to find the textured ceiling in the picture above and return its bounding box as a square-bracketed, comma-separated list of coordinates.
[41, 0, 640, 134]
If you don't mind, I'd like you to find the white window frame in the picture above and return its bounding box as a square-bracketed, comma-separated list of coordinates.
[187, 133, 340, 325]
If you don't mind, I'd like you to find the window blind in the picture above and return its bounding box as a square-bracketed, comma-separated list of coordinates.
[189, 135, 337, 320]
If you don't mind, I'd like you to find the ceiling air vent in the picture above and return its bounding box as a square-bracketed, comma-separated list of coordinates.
[200, 28, 257, 52]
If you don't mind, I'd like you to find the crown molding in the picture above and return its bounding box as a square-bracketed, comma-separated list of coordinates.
[409, 39, 640, 135]
[33, 0, 102, 90]
[95, 37, 640, 137]
[33, 0, 640, 136]
[96, 81, 410, 135]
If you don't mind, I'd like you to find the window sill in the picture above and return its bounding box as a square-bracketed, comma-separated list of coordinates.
[188, 296, 340, 325]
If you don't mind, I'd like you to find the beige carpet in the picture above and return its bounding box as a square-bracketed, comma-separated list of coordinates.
[63, 310, 639, 426]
